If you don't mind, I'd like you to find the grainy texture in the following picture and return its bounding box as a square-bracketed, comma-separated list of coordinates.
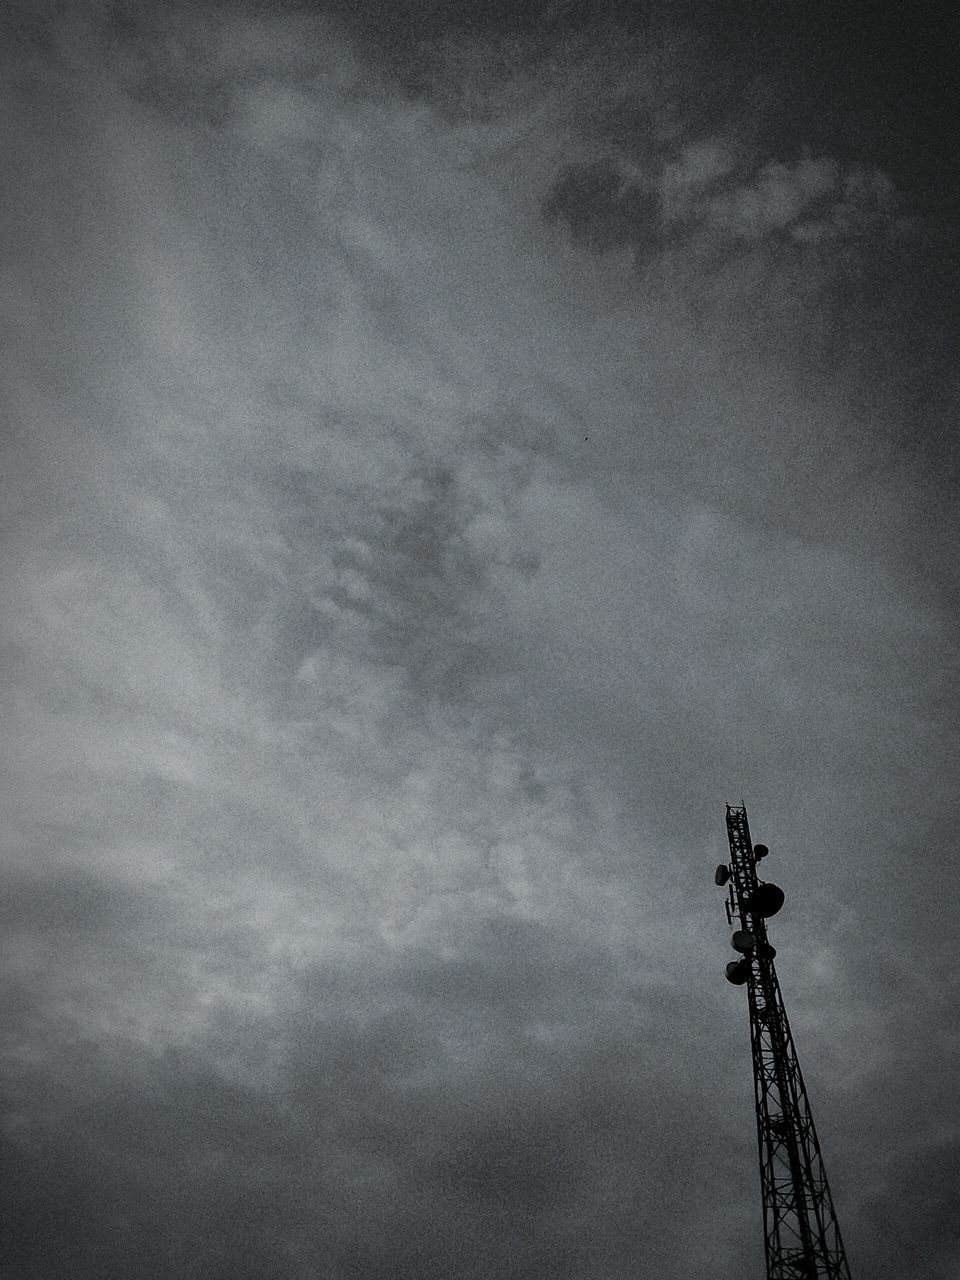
[1, 3, 957, 1277]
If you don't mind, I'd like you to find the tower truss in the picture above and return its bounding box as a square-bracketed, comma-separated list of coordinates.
[716, 804, 852, 1280]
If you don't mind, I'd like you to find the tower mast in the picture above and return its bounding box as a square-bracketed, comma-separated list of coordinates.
[715, 804, 852, 1280]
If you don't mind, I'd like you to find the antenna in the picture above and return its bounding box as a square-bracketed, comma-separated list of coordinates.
[714, 804, 853, 1279]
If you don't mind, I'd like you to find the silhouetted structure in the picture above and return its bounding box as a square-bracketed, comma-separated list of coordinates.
[715, 805, 852, 1280]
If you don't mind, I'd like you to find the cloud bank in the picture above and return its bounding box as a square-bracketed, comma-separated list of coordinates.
[2, 5, 958, 1277]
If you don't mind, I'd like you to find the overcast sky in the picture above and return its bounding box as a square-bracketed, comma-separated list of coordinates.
[2, 2, 959, 1277]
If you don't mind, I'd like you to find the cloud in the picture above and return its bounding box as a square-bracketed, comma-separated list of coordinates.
[2, 920, 758, 1278]
[1, 5, 957, 1278]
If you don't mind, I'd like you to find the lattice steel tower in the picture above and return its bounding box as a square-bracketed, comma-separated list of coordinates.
[714, 804, 852, 1280]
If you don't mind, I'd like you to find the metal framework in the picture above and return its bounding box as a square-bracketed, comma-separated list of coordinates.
[718, 804, 852, 1280]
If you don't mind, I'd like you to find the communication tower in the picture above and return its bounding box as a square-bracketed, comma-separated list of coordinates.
[714, 804, 852, 1279]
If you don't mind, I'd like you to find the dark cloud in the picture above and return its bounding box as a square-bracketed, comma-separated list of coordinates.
[543, 158, 661, 255]
[2, 3, 957, 1278]
[2, 927, 757, 1278]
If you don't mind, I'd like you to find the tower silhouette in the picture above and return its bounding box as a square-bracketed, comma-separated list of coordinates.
[715, 804, 852, 1279]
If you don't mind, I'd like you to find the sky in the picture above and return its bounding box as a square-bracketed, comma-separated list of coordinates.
[1, 1, 958, 1277]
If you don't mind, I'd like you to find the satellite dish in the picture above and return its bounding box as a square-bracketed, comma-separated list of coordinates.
[753, 843, 769, 860]
[746, 882, 785, 918]
[714, 864, 731, 886]
[725, 959, 750, 985]
[755, 941, 777, 961]
[731, 929, 756, 953]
